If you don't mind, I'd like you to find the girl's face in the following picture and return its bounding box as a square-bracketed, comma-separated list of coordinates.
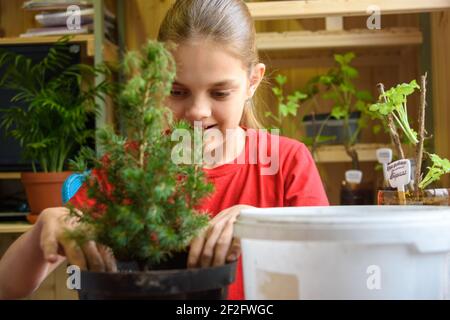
[167, 39, 264, 134]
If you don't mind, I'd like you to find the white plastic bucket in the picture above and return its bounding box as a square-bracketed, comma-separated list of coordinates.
[234, 206, 450, 300]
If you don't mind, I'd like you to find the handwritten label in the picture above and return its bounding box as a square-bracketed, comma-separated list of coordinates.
[387, 159, 411, 188]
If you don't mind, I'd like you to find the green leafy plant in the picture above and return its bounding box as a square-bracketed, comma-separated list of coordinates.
[266, 74, 307, 130]
[266, 53, 379, 170]
[304, 52, 375, 169]
[67, 40, 213, 268]
[371, 74, 450, 191]
[419, 154, 450, 189]
[0, 37, 110, 172]
[370, 80, 419, 145]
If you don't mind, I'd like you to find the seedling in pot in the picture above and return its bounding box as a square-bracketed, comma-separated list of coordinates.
[371, 74, 450, 195]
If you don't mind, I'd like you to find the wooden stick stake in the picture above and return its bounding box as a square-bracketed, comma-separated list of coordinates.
[414, 73, 427, 195]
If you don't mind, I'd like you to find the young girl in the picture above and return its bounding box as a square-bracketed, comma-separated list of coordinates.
[0, 0, 328, 300]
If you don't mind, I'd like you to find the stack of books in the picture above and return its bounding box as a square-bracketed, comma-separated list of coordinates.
[20, 0, 117, 42]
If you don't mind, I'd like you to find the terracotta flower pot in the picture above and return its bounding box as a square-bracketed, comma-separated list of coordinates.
[377, 188, 450, 206]
[21, 171, 72, 224]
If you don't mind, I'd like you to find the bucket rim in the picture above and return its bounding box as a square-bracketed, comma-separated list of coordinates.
[238, 206, 450, 225]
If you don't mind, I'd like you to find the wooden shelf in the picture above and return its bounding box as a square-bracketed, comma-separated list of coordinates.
[248, 0, 450, 20]
[257, 28, 422, 51]
[0, 172, 21, 180]
[0, 35, 118, 62]
[0, 222, 32, 234]
[312, 143, 391, 163]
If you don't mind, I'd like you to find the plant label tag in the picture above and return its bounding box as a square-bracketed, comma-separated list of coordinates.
[387, 159, 411, 189]
[376, 148, 392, 164]
[345, 170, 363, 184]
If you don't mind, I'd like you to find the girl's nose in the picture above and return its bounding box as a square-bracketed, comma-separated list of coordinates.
[184, 97, 212, 122]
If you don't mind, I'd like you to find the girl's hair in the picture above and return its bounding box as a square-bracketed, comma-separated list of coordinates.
[158, 0, 263, 129]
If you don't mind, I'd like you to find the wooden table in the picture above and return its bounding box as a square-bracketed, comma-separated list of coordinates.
[0, 222, 32, 234]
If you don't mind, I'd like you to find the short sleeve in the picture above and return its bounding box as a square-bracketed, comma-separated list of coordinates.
[284, 143, 329, 207]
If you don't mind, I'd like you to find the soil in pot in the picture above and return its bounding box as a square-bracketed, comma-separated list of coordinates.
[377, 188, 450, 206]
[78, 251, 237, 300]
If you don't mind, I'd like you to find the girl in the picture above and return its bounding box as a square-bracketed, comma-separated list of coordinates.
[0, 0, 328, 300]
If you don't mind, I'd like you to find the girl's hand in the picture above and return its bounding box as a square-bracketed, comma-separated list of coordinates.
[38, 207, 117, 272]
[187, 205, 254, 268]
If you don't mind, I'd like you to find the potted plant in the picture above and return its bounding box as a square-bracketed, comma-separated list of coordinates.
[0, 38, 110, 223]
[302, 53, 376, 166]
[370, 74, 450, 205]
[66, 40, 236, 300]
[309, 53, 380, 205]
[269, 53, 378, 204]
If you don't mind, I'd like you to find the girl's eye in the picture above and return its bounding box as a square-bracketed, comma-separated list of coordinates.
[170, 89, 188, 98]
[211, 91, 230, 99]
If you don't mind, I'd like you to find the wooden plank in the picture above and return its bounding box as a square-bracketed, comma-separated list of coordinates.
[0, 34, 93, 46]
[248, 0, 450, 20]
[0, 35, 118, 62]
[0, 223, 32, 234]
[312, 143, 392, 163]
[257, 28, 423, 51]
[431, 11, 450, 188]
[266, 52, 403, 69]
[0, 172, 21, 180]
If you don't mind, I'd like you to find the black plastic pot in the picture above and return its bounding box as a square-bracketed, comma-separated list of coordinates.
[340, 181, 374, 205]
[77, 253, 237, 300]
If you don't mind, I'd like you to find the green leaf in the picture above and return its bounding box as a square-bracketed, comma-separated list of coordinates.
[339, 81, 356, 93]
[279, 103, 289, 117]
[331, 106, 348, 119]
[322, 91, 339, 101]
[272, 87, 282, 97]
[419, 154, 450, 189]
[334, 52, 355, 66]
[373, 124, 382, 134]
[316, 135, 336, 143]
[318, 75, 334, 85]
[355, 100, 367, 112]
[275, 74, 287, 86]
[300, 136, 314, 146]
[293, 91, 307, 100]
[357, 117, 367, 129]
[355, 90, 373, 101]
[286, 101, 298, 116]
[341, 65, 358, 79]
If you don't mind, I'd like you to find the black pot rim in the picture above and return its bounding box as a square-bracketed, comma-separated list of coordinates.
[79, 261, 237, 296]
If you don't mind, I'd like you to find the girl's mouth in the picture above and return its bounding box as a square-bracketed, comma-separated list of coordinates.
[204, 124, 218, 130]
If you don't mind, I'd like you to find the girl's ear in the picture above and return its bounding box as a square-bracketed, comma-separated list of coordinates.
[248, 63, 266, 98]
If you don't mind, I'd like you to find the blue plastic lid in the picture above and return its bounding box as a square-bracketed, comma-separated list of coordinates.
[61, 171, 89, 204]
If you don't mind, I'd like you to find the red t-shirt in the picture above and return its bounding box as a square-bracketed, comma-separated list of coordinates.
[70, 128, 329, 300]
